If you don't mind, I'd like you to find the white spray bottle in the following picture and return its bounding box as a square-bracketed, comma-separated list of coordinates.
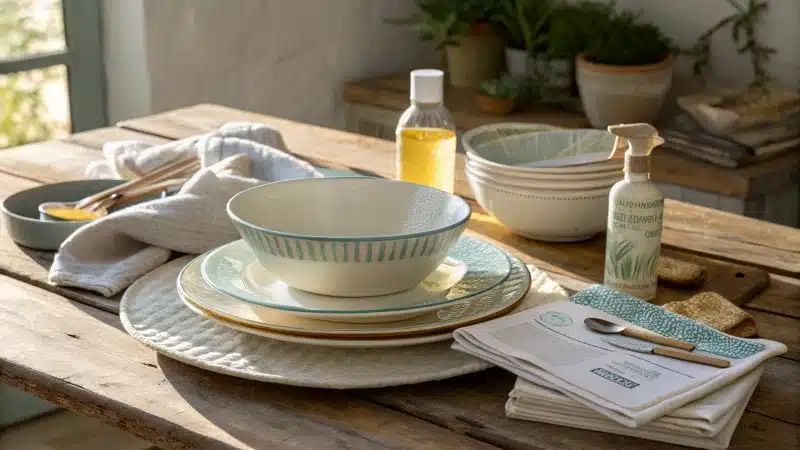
[604, 123, 665, 301]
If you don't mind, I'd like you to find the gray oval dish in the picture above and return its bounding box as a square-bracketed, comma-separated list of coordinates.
[1, 179, 163, 251]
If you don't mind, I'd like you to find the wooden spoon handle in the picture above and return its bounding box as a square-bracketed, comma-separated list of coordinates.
[112, 178, 188, 207]
[621, 328, 696, 352]
[652, 347, 730, 368]
[75, 156, 199, 209]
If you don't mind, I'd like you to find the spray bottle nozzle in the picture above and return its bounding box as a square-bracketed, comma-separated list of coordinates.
[607, 123, 663, 158]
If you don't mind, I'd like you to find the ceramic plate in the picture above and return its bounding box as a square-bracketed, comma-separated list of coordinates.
[180, 298, 454, 348]
[178, 249, 531, 347]
[200, 236, 511, 322]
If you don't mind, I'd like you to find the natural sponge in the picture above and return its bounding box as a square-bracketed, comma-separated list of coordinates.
[657, 256, 707, 288]
[664, 292, 757, 338]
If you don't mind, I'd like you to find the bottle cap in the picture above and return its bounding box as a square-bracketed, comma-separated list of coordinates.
[410, 69, 444, 104]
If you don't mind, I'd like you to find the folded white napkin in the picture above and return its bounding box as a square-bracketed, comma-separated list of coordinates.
[507, 366, 762, 449]
[49, 123, 322, 296]
[452, 289, 787, 428]
[506, 371, 759, 449]
[86, 122, 297, 180]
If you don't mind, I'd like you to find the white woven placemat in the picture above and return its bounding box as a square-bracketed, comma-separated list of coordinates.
[120, 256, 566, 389]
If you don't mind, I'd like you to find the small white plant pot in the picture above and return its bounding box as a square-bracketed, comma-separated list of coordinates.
[533, 55, 574, 90]
[505, 47, 532, 78]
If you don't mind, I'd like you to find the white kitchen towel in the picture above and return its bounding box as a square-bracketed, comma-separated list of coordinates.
[507, 366, 762, 439]
[505, 378, 758, 449]
[49, 125, 322, 297]
[86, 122, 297, 180]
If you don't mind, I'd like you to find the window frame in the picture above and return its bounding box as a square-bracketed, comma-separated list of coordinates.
[0, 0, 106, 133]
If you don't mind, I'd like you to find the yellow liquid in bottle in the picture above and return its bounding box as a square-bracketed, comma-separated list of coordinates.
[397, 128, 456, 193]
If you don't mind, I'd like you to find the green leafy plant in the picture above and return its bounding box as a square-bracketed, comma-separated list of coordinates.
[545, 1, 615, 59]
[685, 0, 775, 88]
[491, 0, 556, 53]
[385, 0, 500, 49]
[582, 9, 672, 66]
[478, 74, 522, 99]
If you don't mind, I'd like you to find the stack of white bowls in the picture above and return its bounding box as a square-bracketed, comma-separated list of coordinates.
[463, 123, 622, 242]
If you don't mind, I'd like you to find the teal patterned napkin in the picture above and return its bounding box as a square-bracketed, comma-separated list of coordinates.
[570, 285, 766, 359]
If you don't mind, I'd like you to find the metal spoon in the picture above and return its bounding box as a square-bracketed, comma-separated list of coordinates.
[584, 317, 696, 352]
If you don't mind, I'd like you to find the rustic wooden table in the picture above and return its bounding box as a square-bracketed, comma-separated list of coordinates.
[0, 104, 797, 450]
[343, 73, 800, 227]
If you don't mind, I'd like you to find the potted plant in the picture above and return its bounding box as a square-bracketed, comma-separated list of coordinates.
[576, 9, 673, 127]
[492, 0, 554, 79]
[388, 0, 504, 87]
[476, 75, 521, 115]
[537, 1, 614, 93]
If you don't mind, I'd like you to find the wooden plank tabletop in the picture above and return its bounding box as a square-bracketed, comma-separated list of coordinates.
[0, 104, 797, 449]
[342, 73, 800, 200]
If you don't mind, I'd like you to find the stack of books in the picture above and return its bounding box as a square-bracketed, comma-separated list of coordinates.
[664, 88, 800, 168]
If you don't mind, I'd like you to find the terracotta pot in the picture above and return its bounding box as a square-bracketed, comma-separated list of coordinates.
[576, 53, 673, 128]
[476, 94, 515, 115]
[445, 24, 504, 88]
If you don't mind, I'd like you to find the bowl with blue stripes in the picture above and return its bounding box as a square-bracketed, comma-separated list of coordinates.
[227, 177, 471, 297]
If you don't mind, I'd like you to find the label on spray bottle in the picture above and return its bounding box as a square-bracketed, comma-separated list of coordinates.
[604, 195, 664, 300]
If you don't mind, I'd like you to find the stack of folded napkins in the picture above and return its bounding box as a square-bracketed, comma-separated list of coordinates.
[453, 284, 787, 449]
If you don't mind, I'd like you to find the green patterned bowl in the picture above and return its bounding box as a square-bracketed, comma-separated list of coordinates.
[462, 123, 622, 175]
[228, 177, 471, 297]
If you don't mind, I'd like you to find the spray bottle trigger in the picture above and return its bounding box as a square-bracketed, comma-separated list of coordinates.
[608, 136, 628, 161]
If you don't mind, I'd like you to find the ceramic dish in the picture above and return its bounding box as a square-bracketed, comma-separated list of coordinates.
[467, 155, 622, 181]
[467, 173, 609, 242]
[1, 179, 162, 251]
[462, 125, 622, 174]
[228, 177, 471, 297]
[200, 236, 511, 322]
[181, 299, 453, 348]
[466, 162, 621, 191]
[178, 249, 531, 347]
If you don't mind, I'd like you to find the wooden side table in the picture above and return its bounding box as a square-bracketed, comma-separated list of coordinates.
[342, 73, 800, 227]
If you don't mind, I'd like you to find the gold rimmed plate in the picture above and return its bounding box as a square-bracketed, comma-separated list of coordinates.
[199, 236, 512, 323]
[178, 249, 531, 347]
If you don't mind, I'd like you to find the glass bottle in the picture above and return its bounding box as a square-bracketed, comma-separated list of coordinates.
[395, 69, 457, 193]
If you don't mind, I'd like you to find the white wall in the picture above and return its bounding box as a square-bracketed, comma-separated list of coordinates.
[612, 0, 799, 93]
[103, 0, 799, 127]
[103, 0, 151, 123]
[138, 0, 438, 128]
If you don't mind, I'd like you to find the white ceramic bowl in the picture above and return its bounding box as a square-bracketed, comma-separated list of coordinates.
[462, 125, 623, 175]
[466, 161, 621, 191]
[466, 153, 622, 181]
[227, 177, 471, 297]
[466, 171, 609, 242]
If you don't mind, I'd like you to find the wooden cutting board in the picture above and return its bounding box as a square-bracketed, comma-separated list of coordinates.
[465, 229, 771, 307]
[652, 248, 771, 306]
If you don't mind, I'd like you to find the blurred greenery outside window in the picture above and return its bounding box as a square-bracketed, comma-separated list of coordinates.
[0, 0, 105, 149]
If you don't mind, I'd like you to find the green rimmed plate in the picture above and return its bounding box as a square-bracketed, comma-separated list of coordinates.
[200, 236, 511, 323]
